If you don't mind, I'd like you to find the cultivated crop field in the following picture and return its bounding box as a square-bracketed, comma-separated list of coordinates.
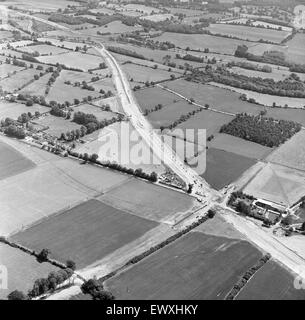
[99, 178, 195, 223]
[200, 148, 256, 190]
[0, 102, 49, 120]
[207, 24, 290, 43]
[0, 140, 35, 181]
[266, 130, 305, 171]
[38, 52, 105, 71]
[11, 199, 159, 269]
[0, 243, 58, 300]
[106, 232, 262, 300]
[135, 86, 183, 112]
[0, 141, 130, 236]
[209, 133, 273, 160]
[237, 261, 305, 300]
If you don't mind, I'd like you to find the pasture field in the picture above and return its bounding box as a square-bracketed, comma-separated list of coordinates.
[37, 37, 89, 50]
[32, 115, 81, 137]
[123, 4, 161, 14]
[11, 199, 158, 269]
[99, 178, 195, 223]
[0, 64, 24, 79]
[243, 163, 305, 208]
[163, 80, 265, 115]
[21, 44, 69, 56]
[46, 79, 101, 104]
[38, 52, 104, 71]
[72, 104, 117, 121]
[209, 82, 305, 109]
[228, 66, 305, 81]
[247, 42, 286, 56]
[0, 31, 13, 40]
[209, 133, 273, 160]
[6, 0, 82, 11]
[0, 243, 58, 299]
[165, 7, 203, 16]
[200, 148, 256, 190]
[0, 141, 130, 236]
[0, 101, 49, 120]
[106, 232, 262, 300]
[237, 261, 305, 300]
[92, 96, 123, 113]
[173, 109, 233, 142]
[58, 70, 94, 83]
[207, 24, 290, 43]
[0, 69, 40, 92]
[91, 78, 115, 93]
[266, 130, 305, 172]
[82, 21, 142, 35]
[122, 63, 177, 84]
[155, 32, 255, 55]
[146, 101, 199, 129]
[284, 33, 305, 64]
[135, 86, 182, 112]
[20, 73, 51, 96]
[0, 140, 35, 181]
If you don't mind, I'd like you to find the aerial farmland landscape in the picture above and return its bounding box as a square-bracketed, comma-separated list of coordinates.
[0, 0, 305, 307]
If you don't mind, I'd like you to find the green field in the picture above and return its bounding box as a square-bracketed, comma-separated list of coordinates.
[106, 232, 262, 299]
[147, 101, 199, 129]
[72, 104, 117, 121]
[0, 101, 49, 120]
[164, 79, 265, 115]
[11, 199, 158, 269]
[0, 243, 58, 299]
[0, 69, 41, 92]
[284, 33, 305, 64]
[21, 44, 69, 56]
[0, 140, 35, 181]
[135, 86, 183, 112]
[99, 179, 195, 223]
[209, 133, 273, 160]
[200, 148, 256, 190]
[237, 261, 305, 300]
[207, 24, 290, 43]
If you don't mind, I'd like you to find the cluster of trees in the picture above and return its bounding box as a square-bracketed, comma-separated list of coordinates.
[45, 67, 61, 95]
[189, 67, 305, 98]
[226, 254, 271, 300]
[176, 53, 203, 63]
[143, 103, 164, 116]
[1, 117, 26, 139]
[17, 111, 40, 123]
[81, 279, 114, 301]
[227, 61, 272, 73]
[220, 113, 301, 148]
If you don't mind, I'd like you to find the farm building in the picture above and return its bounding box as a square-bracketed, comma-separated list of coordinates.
[243, 163, 305, 215]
